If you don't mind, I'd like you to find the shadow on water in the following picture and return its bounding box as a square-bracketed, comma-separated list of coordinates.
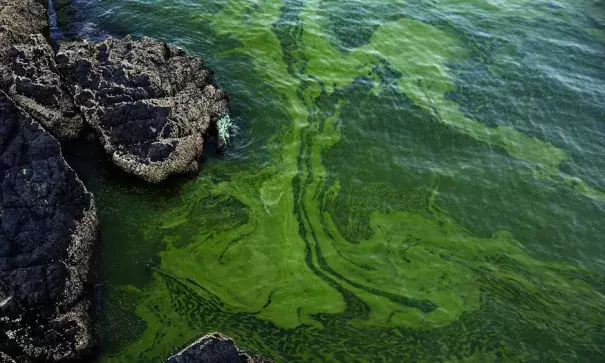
[61, 130, 194, 198]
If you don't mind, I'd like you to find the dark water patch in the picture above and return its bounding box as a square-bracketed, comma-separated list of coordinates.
[273, 0, 306, 75]
[448, 15, 605, 190]
[321, 0, 405, 49]
[99, 289, 147, 355]
[320, 72, 505, 243]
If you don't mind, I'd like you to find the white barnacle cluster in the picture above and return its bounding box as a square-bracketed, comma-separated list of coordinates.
[217, 114, 232, 146]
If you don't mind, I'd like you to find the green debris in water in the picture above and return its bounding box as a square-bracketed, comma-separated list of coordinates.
[217, 114, 232, 146]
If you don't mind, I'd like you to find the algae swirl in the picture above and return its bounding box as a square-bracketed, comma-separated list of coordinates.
[65, 0, 605, 361]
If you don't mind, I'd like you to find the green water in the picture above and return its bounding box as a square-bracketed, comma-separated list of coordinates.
[63, 0, 605, 361]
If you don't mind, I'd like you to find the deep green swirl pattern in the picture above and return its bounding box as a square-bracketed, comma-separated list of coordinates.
[64, 0, 605, 361]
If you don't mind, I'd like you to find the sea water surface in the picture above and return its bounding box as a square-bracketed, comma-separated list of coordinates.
[59, 0, 605, 361]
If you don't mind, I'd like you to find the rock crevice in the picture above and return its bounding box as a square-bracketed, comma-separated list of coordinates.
[0, 0, 83, 139]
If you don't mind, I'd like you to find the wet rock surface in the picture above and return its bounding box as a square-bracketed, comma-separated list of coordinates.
[0, 92, 98, 362]
[0, 0, 48, 45]
[2, 0, 229, 182]
[56, 36, 228, 183]
[164, 333, 271, 363]
[0, 0, 83, 139]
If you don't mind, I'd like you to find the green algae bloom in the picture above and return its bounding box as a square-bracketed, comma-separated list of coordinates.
[67, 0, 605, 361]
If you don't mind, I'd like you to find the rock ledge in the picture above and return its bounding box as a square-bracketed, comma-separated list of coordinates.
[56, 36, 228, 182]
[165, 333, 271, 363]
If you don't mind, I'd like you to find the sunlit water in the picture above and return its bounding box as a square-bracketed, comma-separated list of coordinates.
[57, 0, 605, 361]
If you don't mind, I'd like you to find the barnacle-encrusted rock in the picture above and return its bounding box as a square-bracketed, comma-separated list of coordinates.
[0, 92, 98, 362]
[0, 0, 83, 139]
[2, 0, 229, 181]
[0, 0, 48, 45]
[164, 333, 271, 363]
[56, 36, 229, 182]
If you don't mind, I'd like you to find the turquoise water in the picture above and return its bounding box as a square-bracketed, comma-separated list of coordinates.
[60, 0, 605, 361]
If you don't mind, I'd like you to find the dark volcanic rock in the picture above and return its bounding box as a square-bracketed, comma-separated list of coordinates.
[164, 333, 271, 363]
[2, 0, 229, 182]
[56, 36, 229, 183]
[0, 0, 48, 45]
[0, 35, 83, 139]
[0, 0, 84, 139]
[0, 92, 98, 362]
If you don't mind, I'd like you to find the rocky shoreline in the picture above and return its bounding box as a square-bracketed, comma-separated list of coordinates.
[0, 0, 260, 361]
[56, 36, 229, 182]
[2, 0, 229, 183]
[0, 91, 97, 362]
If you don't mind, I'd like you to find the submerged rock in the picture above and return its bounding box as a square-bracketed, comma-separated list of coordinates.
[56, 36, 229, 183]
[0, 0, 83, 139]
[164, 333, 271, 363]
[0, 92, 98, 362]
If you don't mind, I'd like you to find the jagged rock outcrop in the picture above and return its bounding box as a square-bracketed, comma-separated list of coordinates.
[2, 0, 228, 183]
[0, 92, 98, 362]
[56, 36, 228, 183]
[0, 0, 83, 139]
[1, 1, 97, 362]
[0, 0, 48, 44]
[164, 333, 271, 363]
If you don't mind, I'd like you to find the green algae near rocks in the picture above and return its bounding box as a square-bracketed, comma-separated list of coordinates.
[67, 0, 605, 361]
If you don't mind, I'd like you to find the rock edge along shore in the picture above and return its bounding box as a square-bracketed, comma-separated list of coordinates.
[1, 0, 264, 362]
[2, 0, 229, 183]
[165, 333, 271, 363]
[0, 89, 98, 363]
[1, 0, 98, 361]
